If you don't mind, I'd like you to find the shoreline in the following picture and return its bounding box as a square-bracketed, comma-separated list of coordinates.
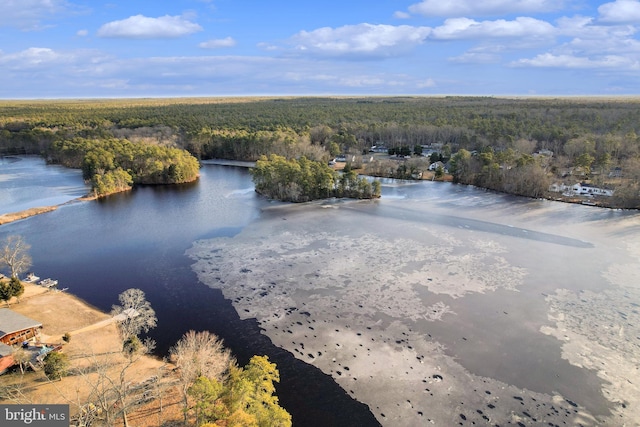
[1, 280, 183, 425]
[0, 206, 59, 226]
[0, 194, 95, 226]
[2, 158, 629, 230]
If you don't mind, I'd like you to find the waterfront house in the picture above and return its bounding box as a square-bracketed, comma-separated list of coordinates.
[0, 342, 14, 374]
[549, 182, 614, 197]
[0, 309, 43, 374]
[428, 161, 447, 172]
[0, 309, 43, 346]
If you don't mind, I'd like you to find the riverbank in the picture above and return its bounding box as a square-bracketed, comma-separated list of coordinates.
[0, 206, 58, 226]
[0, 194, 96, 226]
[0, 281, 183, 426]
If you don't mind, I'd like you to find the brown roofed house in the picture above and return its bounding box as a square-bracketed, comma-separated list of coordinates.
[0, 307, 42, 344]
[0, 309, 43, 373]
[0, 308, 43, 346]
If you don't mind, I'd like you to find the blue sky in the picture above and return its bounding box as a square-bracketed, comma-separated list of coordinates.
[2, 0, 640, 98]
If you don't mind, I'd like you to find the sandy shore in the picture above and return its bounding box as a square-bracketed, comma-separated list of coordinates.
[0, 192, 99, 226]
[0, 206, 59, 226]
[0, 282, 181, 425]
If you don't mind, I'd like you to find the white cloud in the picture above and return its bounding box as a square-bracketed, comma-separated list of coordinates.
[288, 24, 431, 57]
[552, 15, 640, 61]
[77, 29, 88, 37]
[257, 42, 279, 52]
[393, 11, 411, 19]
[555, 15, 596, 36]
[564, 36, 640, 55]
[417, 78, 436, 88]
[97, 15, 203, 39]
[0, 0, 76, 30]
[0, 47, 116, 75]
[408, 0, 565, 17]
[449, 51, 502, 64]
[431, 17, 555, 40]
[0, 47, 64, 68]
[598, 0, 640, 24]
[199, 37, 237, 49]
[512, 52, 640, 69]
[0, 45, 446, 97]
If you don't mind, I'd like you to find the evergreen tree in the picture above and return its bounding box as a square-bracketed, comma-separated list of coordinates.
[43, 352, 69, 380]
[8, 277, 24, 303]
[0, 282, 13, 307]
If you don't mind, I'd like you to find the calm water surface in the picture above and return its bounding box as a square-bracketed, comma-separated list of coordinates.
[0, 156, 89, 215]
[1, 156, 638, 425]
[0, 157, 379, 426]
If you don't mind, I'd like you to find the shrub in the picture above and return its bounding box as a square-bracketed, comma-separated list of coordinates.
[43, 352, 69, 380]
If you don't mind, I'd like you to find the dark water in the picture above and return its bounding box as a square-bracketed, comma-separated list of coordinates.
[2, 157, 639, 424]
[0, 161, 380, 426]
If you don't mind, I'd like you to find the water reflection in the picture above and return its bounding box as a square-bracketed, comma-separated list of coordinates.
[2, 160, 640, 426]
[0, 156, 89, 215]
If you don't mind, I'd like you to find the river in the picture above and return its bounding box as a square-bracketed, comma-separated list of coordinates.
[1, 155, 639, 426]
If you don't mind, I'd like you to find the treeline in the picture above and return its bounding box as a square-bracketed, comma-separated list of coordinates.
[251, 155, 381, 202]
[449, 148, 549, 198]
[1, 97, 639, 159]
[3, 97, 640, 159]
[188, 127, 327, 162]
[49, 137, 200, 197]
[2, 96, 640, 206]
[3, 97, 640, 143]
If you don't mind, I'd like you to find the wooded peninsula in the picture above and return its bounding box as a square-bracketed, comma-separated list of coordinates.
[1, 96, 640, 207]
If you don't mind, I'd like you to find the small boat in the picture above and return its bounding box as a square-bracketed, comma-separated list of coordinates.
[25, 273, 40, 283]
[38, 278, 58, 288]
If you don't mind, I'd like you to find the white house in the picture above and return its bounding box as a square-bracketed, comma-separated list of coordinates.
[535, 149, 554, 157]
[369, 145, 388, 153]
[575, 183, 614, 197]
[549, 182, 613, 197]
[428, 161, 447, 172]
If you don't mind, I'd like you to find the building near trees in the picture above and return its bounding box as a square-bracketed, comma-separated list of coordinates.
[0, 309, 43, 374]
[0, 309, 42, 346]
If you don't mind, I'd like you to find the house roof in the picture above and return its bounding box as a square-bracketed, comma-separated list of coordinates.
[0, 309, 42, 339]
[0, 342, 13, 357]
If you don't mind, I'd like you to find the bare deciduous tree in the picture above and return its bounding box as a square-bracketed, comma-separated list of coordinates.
[11, 347, 31, 375]
[0, 379, 32, 404]
[111, 288, 157, 342]
[169, 330, 234, 423]
[0, 235, 32, 279]
[67, 337, 157, 427]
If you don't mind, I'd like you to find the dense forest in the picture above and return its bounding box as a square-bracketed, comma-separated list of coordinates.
[49, 137, 200, 196]
[251, 154, 381, 202]
[1, 96, 639, 206]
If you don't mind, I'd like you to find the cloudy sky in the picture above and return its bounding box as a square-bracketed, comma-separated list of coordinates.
[2, 0, 640, 98]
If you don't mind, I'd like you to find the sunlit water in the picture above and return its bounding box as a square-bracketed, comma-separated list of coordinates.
[0, 156, 89, 215]
[2, 156, 639, 425]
